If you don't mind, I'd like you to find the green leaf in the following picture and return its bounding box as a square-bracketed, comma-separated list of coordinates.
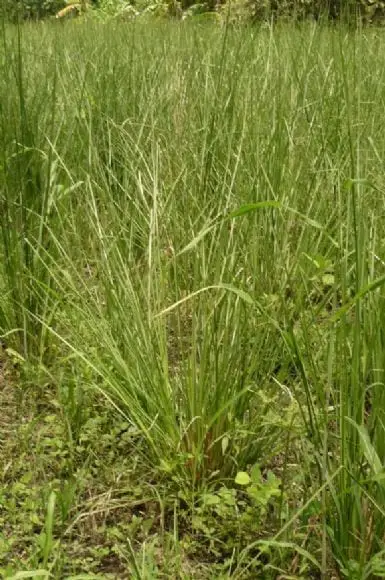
[154, 283, 253, 318]
[255, 540, 322, 571]
[7, 573, 49, 580]
[346, 418, 382, 475]
[176, 219, 219, 256]
[203, 493, 220, 506]
[322, 273, 335, 286]
[343, 178, 379, 192]
[235, 471, 251, 486]
[228, 201, 281, 218]
[66, 575, 111, 579]
[221, 435, 229, 455]
[331, 274, 385, 323]
[371, 472, 385, 483]
[5, 348, 26, 363]
[251, 463, 262, 484]
[217, 284, 254, 305]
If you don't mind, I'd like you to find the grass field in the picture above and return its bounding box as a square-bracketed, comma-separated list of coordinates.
[1, 17, 385, 578]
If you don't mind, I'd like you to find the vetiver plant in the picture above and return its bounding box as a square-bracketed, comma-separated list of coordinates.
[41, 24, 296, 487]
[0, 23, 61, 361]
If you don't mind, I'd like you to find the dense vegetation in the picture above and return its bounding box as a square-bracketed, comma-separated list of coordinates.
[2, 0, 385, 23]
[2, 17, 385, 579]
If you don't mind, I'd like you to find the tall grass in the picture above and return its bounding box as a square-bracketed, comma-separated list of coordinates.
[2, 18, 385, 575]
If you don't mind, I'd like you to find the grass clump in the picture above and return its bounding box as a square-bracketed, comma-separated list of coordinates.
[2, 17, 385, 578]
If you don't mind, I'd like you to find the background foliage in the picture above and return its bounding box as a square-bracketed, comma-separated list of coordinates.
[1, 0, 65, 21]
[2, 0, 385, 22]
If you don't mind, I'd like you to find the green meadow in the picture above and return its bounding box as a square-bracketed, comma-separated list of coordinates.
[1, 18, 385, 578]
